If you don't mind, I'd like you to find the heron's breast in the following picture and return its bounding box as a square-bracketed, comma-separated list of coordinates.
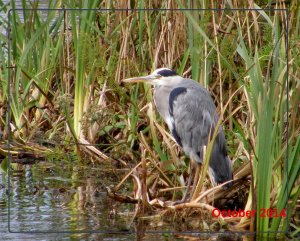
[153, 86, 173, 124]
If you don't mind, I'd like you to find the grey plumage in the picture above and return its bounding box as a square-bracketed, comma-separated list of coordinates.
[154, 77, 232, 185]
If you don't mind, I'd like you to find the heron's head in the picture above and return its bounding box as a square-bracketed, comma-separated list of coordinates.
[122, 68, 182, 86]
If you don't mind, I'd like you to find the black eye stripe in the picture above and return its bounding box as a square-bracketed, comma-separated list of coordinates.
[156, 69, 177, 77]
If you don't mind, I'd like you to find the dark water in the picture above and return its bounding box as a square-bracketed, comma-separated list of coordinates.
[0, 157, 253, 240]
[0, 159, 135, 240]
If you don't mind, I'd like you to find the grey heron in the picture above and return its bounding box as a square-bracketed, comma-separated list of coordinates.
[122, 68, 232, 202]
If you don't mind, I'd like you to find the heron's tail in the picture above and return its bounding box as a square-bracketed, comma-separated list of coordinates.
[209, 155, 233, 189]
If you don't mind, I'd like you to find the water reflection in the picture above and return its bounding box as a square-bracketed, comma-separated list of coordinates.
[0, 160, 135, 239]
[0, 159, 262, 240]
[0, 156, 288, 241]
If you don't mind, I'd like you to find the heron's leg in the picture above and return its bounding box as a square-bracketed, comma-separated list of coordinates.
[190, 164, 201, 200]
[180, 162, 194, 203]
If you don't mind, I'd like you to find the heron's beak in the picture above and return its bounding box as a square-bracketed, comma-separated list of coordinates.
[122, 75, 157, 84]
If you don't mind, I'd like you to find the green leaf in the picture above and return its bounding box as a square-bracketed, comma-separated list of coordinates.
[0, 157, 8, 174]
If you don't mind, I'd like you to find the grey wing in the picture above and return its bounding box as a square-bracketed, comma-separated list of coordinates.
[169, 86, 216, 163]
[169, 86, 232, 184]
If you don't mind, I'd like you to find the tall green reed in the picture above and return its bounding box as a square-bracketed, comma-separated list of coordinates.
[67, 0, 102, 138]
[7, 0, 62, 137]
[236, 11, 299, 235]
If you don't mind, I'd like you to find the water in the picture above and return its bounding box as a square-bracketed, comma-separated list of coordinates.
[0, 159, 137, 239]
[0, 157, 253, 240]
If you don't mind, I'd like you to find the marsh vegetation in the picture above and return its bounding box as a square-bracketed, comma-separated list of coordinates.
[0, 0, 299, 239]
